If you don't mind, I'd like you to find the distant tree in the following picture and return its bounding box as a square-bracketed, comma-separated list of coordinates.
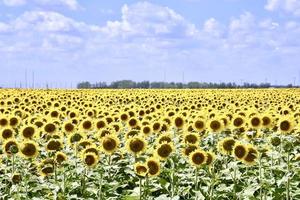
[77, 81, 91, 89]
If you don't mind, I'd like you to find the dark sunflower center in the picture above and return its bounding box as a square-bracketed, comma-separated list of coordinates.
[175, 117, 184, 127]
[147, 161, 159, 175]
[251, 117, 260, 127]
[192, 152, 205, 165]
[157, 144, 172, 158]
[103, 138, 117, 151]
[280, 120, 290, 131]
[233, 118, 243, 127]
[23, 127, 35, 138]
[129, 139, 144, 153]
[234, 145, 247, 159]
[22, 143, 37, 157]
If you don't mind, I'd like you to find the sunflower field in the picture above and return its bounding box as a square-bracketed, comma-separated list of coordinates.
[0, 89, 300, 200]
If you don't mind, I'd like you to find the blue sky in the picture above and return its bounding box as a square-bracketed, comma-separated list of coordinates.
[0, 0, 300, 88]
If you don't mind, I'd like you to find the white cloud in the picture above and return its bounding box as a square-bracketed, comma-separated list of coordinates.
[1, 0, 79, 10]
[265, 0, 300, 16]
[0, 1, 300, 85]
[101, 2, 198, 38]
[2, 0, 26, 6]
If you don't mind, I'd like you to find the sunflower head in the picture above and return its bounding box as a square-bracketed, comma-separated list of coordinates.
[233, 143, 248, 160]
[46, 139, 63, 152]
[126, 136, 147, 155]
[21, 126, 36, 139]
[82, 152, 99, 168]
[101, 134, 120, 155]
[189, 150, 207, 167]
[218, 138, 236, 155]
[1, 128, 14, 140]
[20, 140, 39, 159]
[134, 162, 148, 177]
[174, 116, 185, 129]
[55, 152, 67, 165]
[3, 139, 19, 155]
[183, 132, 200, 145]
[242, 145, 258, 165]
[155, 142, 174, 160]
[146, 157, 160, 177]
[182, 144, 198, 157]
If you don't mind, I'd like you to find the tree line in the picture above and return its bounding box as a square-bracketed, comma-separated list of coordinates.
[76, 80, 291, 89]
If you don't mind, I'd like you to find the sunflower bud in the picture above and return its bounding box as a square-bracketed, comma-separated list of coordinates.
[10, 145, 19, 154]
[11, 173, 22, 184]
[271, 136, 281, 147]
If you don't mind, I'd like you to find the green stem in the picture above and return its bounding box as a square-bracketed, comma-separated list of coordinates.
[81, 168, 87, 197]
[209, 165, 215, 200]
[139, 177, 143, 200]
[63, 166, 66, 196]
[108, 155, 112, 180]
[98, 170, 103, 200]
[259, 156, 263, 200]
[12, 153, 15, 174]
[286, 153, 290, 200]
[233, 166, 237, 200]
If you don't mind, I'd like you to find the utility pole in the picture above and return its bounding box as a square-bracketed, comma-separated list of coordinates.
[32, 71, 35, 89]
[25, 69, 27, 89]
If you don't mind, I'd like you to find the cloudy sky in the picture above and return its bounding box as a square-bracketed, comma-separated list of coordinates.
[0, 0, 300, 87]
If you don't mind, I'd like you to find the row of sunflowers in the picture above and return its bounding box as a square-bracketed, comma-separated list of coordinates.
[0, 89, 300, 199]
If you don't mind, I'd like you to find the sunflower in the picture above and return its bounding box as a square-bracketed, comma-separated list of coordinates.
[261, 115, 273, 128]
[155, 142, 174, 160]
[182, 145, 198, 157]
[126, 136, 147, 155]
[189, 150, 207, 167]
[20, 125, 36, 139]
[55, 151, 67, 165]
[205, 151, 215, 165]
[3, 139, 19, 155]
[80, 119, 93, 132]
[101, 134, 120, 155]
[62, 121, 76, 134]
[146, 157, 160, 177]
[1, 127, 14, 140]
[95, 119, 107, 130]
[232, 115, 245, 129]
[278, 117, 294, 134]
[125, 130, 139, 140]
[0, 116, 9, 127]
[242, 145, 258, 165]
[174, 116, 185, 129]
[183, 132, 200, 145]
[152, 121, 161, 133]
[77, 139, 93, 151]
[141, 125, 152, 136]
[46, 139, 63, 152]
[156, 133, 172, 144]
[208, 118, 223, 133]
[38, 161, 54, 177]
[248, 116, 261, 129]
[82, 152, 99, 168]
[68, 132, 84, 146]
[11, 173, 22, 184]
[134, 162, 148, 177]
[193, 119, 206, 132]
[43, 122, 57, 135]
[20, 140, 39, 159]
[233, 143, 248, 160]
[9, 116, 20, 128]
[218, 138, 236, 155]
[120, 113, 129, 122]
[82, 145, 99, 157]
[128, 118, 139, 128]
